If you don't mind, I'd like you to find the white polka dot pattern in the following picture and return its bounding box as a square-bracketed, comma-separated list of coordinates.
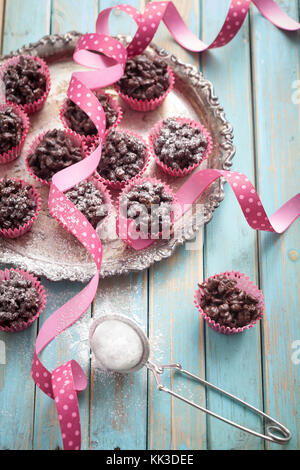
[31, 0, 300, 452]
[118, 168, 300, 249]
[95, 1, 299, 57]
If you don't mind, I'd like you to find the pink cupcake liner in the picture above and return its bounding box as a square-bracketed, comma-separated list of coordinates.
[59, 91, 123, 145]
[51, 176, 113, 245]
[194, 271, 265, 335]
[0, 177, 41, 239]
[25, 128, 86, 186]
[149, 117, 213, 178]
[83, 136, 101, 158]
[0, 55, 51, 115]
[0, 268, 47, 332]
[116, 176, 178, 243]
[0, 103, 30, 164]
[114, 66, 175, 112]
[95, 129, 151, 190]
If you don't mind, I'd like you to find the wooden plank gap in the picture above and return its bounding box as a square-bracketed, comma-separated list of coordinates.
[0, 0, 5, 54]
[50, 0, 55, 35]
[248, 5, 267, 451]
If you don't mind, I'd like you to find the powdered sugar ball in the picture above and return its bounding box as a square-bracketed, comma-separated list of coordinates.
[90, 319, 144, 372]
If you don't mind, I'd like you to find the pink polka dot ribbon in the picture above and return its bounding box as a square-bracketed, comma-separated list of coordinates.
[31, 92, 106, 450]
[31, 1, 299, 451]
[118, 169, 300, 250]
[96, 0, 299, 58]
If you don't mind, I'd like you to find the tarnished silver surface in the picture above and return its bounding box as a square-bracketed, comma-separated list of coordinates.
[0, 32, 235, 282]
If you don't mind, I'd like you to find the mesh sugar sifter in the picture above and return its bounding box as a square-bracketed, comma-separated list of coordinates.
[90, 314, 291, 445]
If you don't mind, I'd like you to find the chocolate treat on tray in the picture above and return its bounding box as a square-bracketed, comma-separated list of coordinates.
[198, 275, 261, 329]
[0, 178, 37, 230]
[121, 180, 174, 234]
[97, 130, 147, 183]
[0, 271, 40, 328]
[65, 180, 108, 229]
[154, 118, 208, 171]
[0, 107, 24, 154]
[64, 94, 118, 136]
[117, 54, 170, 101]
[3, 56, 47, 106]
[27, 129, 84, 182]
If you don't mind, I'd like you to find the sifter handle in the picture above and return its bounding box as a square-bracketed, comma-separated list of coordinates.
[146, 361, 291, 445]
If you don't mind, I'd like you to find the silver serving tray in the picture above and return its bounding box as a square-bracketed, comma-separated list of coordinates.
[0, 32, 235, 281]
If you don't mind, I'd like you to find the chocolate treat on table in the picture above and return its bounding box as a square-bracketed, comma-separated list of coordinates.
[121, 180, 174, 234]
[198, 275, 261, 329]
[65, 180, 108, 229]
[0, 271, 40, 328]
[117, 54, 170, 101]
[64, 94, 118, 136]
[0, 178, 37, 230]
[0, 107, 24, 154]
[154, 118, 208, 171]
[97, 129, 147, 183]
[3, 56, 47, 106]
[27, 129, 84, 182]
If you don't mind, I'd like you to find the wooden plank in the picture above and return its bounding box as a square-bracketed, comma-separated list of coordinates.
[201, 0, 264, 450]
[148, 238, 206, 450]
[0, 0, 51, 451]
[0, 0, 5, 53]
[2, 0, 51, 54]
[250, 0, 300, 450]
[52, 0, 98, 35]
[147, 0, 207, 451]
[0, 310, 37, 449]
[33, 280, 91, 450]
[89, 0, 148, 451]
[33, 0, 98, 450]
[90, 272, 148, 450]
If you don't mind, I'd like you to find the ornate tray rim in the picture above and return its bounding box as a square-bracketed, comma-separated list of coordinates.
[0, 32, 235, 281]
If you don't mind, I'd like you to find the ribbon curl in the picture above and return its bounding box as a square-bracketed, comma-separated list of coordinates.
[31, 1, 300, 450]
[118, 170, 300, 250]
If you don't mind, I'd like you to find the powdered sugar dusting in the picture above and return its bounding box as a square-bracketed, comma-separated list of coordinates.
[0, 48, 224, 281]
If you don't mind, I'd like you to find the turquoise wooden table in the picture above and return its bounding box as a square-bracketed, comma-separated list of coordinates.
[0, 0, 299, 451]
